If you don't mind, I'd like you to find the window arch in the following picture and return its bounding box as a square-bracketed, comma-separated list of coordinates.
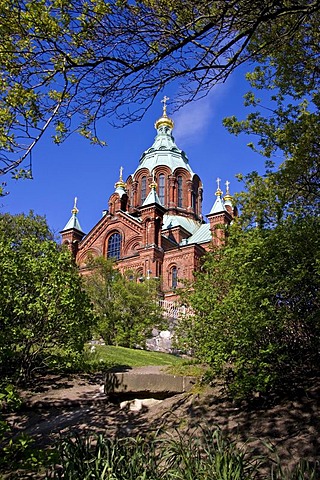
[107, 232, 121, 260]
[177, 176, 183, 208]
[191, 191, 197, 214]
[141, 176, 147, 204]
[171, 266, 178, 289]
[158, 173, 165, 204]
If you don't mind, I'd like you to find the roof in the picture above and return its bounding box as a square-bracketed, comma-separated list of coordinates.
[134, 124, 194, 177]
[142, 187, 163, 207]
[180, 223, 211, 246]
[61, 213, 84, 233]
[162, 214, 202, 235]
[209, 195, 227, 215]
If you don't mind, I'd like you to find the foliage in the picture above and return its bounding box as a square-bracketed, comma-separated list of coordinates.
[0, 382, 57, 476]
[179, 216, 320, 398]
[84, 256, 164, 348]
[44, 428, 319, 479]
[45, 428, 260, 479]
[0, 212, 94, 381]
[174, 0, 320, 398]
[223, 2, 320, 228]
[0, 383, 22, 454]
[0, 0, 319, 174]
[166, 359, 207, 379]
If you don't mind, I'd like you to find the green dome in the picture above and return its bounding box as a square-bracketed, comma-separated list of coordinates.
[133, 118, 194, 177]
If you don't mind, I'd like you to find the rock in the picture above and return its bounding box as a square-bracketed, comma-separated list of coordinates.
[120, 398, 163, 411]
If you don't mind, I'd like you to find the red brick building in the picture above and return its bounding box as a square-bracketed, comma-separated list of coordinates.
[61, 104, 236, 302]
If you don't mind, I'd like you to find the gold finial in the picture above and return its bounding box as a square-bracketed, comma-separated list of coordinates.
[215, 177, 223, 197]
[155, 95, 174, 130]
[71, 197, 79, 215]
[224, 180, 232, 202]
[114, 166, 126, 190]
[149, 175, 157, 190]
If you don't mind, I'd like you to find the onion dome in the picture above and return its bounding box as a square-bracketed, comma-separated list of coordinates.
[154, 96, 174, 130]
[223, 180, 233, 207]
[134, 97, 193, 176]
[114, 166, 127, 197]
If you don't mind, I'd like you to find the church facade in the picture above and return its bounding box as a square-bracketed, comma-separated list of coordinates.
[61, 103, 236, 303]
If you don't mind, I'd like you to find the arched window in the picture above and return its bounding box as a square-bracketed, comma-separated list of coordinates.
[141, 176, 147, 204]
[177, 176, 183, 208]
[158, 174, 165, 205]
[171, 266, 178, 289]
[191, 191, 197, 214]
[107, 233, 121, 260]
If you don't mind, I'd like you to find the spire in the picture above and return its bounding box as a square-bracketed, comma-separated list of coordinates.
[62, 197, 84, 232]
[154, 95, 174, 130]
[209, 178, 227, 215]
[114, 166, 127, 197]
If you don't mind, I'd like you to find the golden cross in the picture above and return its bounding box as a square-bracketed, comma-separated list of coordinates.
[161, 95, 170, 116]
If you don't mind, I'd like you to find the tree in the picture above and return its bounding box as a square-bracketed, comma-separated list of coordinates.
[178, 1, 320, 397]
[0, 0, 319, 175]
[223, 0, 320, 226]
[179, 216, 320, 397]
[83, 256, 163, 348]
[0, 212, 94, 380]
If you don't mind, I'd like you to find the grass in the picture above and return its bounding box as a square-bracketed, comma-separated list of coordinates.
[91, 345, 184, 368]
[44, 427, 320, 479]
[167, 360, 208, 378]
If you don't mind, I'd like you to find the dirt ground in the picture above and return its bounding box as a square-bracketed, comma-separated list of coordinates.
[4, 369, 320, 476]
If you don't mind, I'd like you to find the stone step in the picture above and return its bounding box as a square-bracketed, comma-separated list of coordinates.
[104, 368, 196, 396]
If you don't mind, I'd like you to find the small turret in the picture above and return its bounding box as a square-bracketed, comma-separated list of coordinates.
[207, 178, 233, 246]
[140, 179, 166, 247]
[109, 167, 128, 214]
[60, 197, 85, 257]
[223, 180, 234, 215]
[114, 166, 127, 197]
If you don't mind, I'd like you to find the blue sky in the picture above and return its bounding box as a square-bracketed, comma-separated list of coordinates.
[2, 67, 266, 237]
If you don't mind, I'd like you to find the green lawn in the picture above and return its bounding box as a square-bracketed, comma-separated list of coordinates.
[92, 345, 184, 368]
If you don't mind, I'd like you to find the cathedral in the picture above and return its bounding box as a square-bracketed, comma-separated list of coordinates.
[61, 100, 237, 303]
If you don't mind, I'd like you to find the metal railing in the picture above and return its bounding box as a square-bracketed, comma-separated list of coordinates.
[159, 299, 192, 319]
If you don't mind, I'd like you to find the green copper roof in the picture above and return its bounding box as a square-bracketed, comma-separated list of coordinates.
[142, 185, 163, 207]
[162, 214, 202, 235]
[180, 223, 211, 245]
[134, 123, 194, 177]
[61, 198, 84, 233]
[62, 212, 84, 233]
[209, 195, 227, 215]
